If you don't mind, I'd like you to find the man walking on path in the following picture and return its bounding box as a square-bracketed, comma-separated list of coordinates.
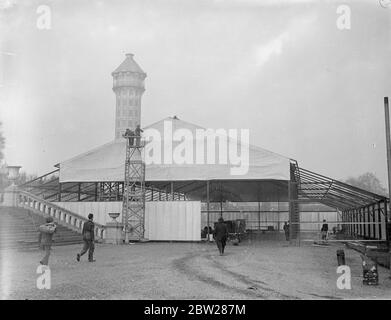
[38, 216, 57, 265]
[321, 219, 328, 241]
[213, 217, 229, 256]
[77, 213, 95, 262]
[283, 221, 290, 241]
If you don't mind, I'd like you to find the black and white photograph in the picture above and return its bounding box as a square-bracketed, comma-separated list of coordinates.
[0, 0, 391, 305]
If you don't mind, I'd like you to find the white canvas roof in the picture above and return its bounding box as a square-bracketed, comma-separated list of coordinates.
[59, 117, 291, 182]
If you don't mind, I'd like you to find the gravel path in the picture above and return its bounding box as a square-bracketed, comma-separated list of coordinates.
[1, 240, 390, 300]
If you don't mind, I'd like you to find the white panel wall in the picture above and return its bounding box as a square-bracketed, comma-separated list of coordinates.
[53, 201, 201, 241]
[145, 201, 201, 241]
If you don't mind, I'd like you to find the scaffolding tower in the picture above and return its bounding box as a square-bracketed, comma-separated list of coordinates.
[122, 133, 146, 242]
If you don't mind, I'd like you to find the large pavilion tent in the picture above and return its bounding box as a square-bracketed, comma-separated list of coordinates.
[21, 117, 389, 240]
[59, 116, 291, 183]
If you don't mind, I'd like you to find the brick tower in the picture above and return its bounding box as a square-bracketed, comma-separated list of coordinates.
[112, 53, 147, 140]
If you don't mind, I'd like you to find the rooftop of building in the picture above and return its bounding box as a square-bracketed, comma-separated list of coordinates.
[112, 53, 146, 75]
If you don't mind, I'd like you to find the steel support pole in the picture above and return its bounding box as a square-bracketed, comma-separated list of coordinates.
[288, 181, 292, 243]
[384, 97, 391, 274]
[206, 181, 210, 242]
[372, 204, 376, 239]
[363, 206, 367, 239]
[349, 209, 354, 237]
[257, 182, 261, 231]
[258, 201, 261, 231]
[385, 200, 388, 241]
[356, 208, 361, 237]
[219, 181, 223, 219]
[358, 208, 361, 237]
[367, 205, 371, 239]
[368, 205, 372, 239]
[94, 182, 98, 201]
[342, 211, 349, 235]
[385, 97, 391, 212]
[78, 183, 81, 201]
[350, 210, 352, 236]
[351, 210, 353, 236]
[384, 97, 391, 237]
[378, 202, 382, 240]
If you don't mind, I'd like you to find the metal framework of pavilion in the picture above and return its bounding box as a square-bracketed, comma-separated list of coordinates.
[290, 161, 389, 240]
[20, 158, 389, 241]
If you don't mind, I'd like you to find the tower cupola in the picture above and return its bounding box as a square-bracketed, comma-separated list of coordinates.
[112, 53, 147, 140]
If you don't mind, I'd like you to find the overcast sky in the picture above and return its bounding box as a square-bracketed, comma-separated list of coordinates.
[0, 0, 390, 185]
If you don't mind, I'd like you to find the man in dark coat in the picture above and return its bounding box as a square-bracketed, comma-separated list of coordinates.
[213, 217, 229, 256]
[38, 216, 57, 265]
[283, 221, 290, 241]
[321, 219, 328, 240]
[77, 213, 95, 262]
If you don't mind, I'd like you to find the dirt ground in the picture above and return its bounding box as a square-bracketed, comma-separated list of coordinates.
[1, 240, 391, 300]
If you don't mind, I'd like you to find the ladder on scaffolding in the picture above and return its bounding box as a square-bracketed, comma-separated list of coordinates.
[122, 134, 146, 242]
[289, 162, 301, 241]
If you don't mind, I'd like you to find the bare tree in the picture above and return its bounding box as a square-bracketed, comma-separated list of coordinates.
[345, 172, 387, 196]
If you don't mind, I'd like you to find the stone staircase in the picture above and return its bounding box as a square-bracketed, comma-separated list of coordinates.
[0, 207, 83, 250]
[17, 190, 106, 240]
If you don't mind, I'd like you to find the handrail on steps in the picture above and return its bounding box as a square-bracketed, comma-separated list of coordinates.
[17, 190, 106, 240]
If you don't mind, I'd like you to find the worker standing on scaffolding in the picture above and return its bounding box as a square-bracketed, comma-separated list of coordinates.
[124, 128, 134, 146]
[135, 124, 143, 146]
